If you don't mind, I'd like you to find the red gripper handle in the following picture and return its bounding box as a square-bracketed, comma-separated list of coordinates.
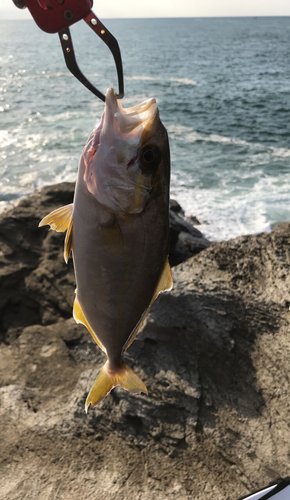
[24, 0, 93, 33]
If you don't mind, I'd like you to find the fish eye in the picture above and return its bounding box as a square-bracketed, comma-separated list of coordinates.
[140, 145, 161, 175]
[143, 150, 154, 162]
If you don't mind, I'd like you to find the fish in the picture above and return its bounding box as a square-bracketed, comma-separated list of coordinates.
[39, 87, 172, 411]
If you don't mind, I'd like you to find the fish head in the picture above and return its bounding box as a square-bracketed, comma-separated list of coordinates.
[83, 88, 170, 214]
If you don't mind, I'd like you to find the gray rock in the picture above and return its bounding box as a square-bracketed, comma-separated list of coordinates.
[169, 208, 203, 239]
[169, 199, 183, 213]
[169, 200, 210, 266]
[0, 183, 290, 500]
[170, 230, 211, 266]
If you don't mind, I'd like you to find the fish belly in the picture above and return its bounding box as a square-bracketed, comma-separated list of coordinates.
[72, 183, 168, 362]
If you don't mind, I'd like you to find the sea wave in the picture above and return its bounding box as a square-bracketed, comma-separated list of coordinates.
[125, 76, 155, 81]
[169, 77, 196, 85]
[125, 75, 196, 86]
[1, 17, 290, 242]
[167, 124, 253, 148]
[166, 124, 290, 157]
[171, 168, 290, 241]
[271, 147, 290, 158]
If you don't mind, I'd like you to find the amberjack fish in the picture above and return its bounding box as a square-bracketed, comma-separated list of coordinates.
[39, 88, 172, 411]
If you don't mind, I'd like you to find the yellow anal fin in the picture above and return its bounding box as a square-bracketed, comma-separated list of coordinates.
[152, 256, 173, 302]
[73, 297, 106, 353]
[39, 204, 73, 232]
[85, 360, 147, 411]
[124, 256, 173, 352]
[123, 308, 148, 352]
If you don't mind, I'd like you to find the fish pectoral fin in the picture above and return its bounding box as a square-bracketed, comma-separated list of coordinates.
[39, 203, 74, 263]
[124, 256, 173, 352]
[73, 297, 106, 353]
[64, 216, 73, 263]
[39, 204, 73, 232]
[85, 361, 147, 411]
[152, 256, 173, 302]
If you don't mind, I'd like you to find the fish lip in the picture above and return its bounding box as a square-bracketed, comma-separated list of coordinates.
[104, 87, 158, 137]
[104, 87, 120, 120]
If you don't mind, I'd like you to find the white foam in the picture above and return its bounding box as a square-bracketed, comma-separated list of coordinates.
[167, 124, 253, 148]
[166, 124, 290, 160]
[125, 76, 155, 81]
[207, 133, 249, 147]
[170, 167, 290, 242]
[169, 77, 196, 85]
[54, 164, 77, 184]
[125, 76, 196, 86]
[0, 130, 10, 146]
[18, 171, 39, 187]
[1, 104, 289, 242]
[271, 146, 290, 158]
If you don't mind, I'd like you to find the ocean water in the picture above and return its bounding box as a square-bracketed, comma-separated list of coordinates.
[1, 17, 290, 240]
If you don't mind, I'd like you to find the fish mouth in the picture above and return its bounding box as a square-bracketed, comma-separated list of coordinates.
[103, 87, 158, 137]
[83, 89, 158, 187]
[82, 88, 161, 214]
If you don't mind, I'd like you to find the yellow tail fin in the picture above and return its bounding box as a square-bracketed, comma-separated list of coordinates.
[85, 361, 147, 412]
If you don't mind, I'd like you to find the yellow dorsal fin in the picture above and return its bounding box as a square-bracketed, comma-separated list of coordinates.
[64, 217, 73, 263]
[123, 256, 173, 352]
[73, 296, 106, 353]
[39, 204, 73, 232]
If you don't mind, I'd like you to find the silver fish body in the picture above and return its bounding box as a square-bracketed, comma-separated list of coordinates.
[40, 88, 172, 409]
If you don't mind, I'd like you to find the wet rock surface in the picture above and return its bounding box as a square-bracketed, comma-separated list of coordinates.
[0, 183, 290, 500]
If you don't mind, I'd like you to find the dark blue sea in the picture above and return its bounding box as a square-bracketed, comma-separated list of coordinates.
[1, 17, 290, 240]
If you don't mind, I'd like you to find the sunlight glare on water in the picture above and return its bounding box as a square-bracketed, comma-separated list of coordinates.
[1, 17, 290, 240]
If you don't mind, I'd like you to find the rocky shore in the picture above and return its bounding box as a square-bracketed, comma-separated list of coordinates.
[1, 183, 290, 500]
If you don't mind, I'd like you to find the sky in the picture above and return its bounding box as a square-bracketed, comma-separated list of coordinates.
[0, 0, 290, 19]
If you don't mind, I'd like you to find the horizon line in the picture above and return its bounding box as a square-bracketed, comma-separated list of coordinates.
[1, 15, 290, 20]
